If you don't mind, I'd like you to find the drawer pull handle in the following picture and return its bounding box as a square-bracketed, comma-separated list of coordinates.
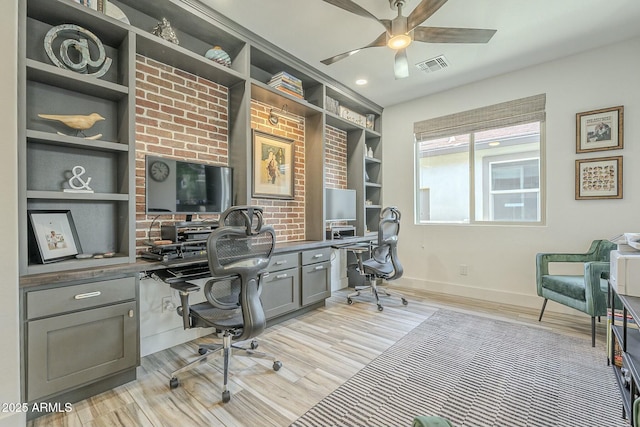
[314, 265, 324, 271]
[276, 273, 288, 279]
[313, 254, 324, 259]
[128, 310, 134, 318]
[74, 291, 101, 300]
[275, 260, 287, 265]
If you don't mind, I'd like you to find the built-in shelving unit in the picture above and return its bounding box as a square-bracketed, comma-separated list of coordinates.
[19, 0, 136, 276]
[19, 0, 384, 270]
[18, 0, 385, 413]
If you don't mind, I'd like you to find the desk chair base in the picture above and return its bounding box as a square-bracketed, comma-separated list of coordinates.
[347, 279, 408, 312]
[169, 332, 282, 403]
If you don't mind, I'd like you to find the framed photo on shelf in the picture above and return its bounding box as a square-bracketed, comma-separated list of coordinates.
[28, 210, 82, 263]
[575, 156, 622, 200]
[576, 106, 623, 153]
[73, 0, 100, 11]
[252, 130, 295, 199]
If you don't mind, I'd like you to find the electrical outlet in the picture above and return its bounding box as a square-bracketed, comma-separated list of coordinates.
[459, 264, 468, 276]
[162, 296, 175, 313]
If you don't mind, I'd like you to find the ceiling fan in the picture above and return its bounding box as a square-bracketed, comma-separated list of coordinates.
[320, 0, 497, 79]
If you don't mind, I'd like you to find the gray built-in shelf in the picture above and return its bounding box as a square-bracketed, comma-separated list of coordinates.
[19, 0, 384, 276]
[19, 0, 136, 276]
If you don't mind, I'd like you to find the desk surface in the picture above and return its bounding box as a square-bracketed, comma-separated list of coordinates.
[19, 235, 375, 288]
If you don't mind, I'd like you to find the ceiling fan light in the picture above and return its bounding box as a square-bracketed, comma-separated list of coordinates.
[387, 34, 411, 49]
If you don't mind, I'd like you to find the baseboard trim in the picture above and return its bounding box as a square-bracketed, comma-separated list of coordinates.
[392, 277, 578, 316]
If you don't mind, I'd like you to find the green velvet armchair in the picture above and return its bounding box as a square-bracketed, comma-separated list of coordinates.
[536, 239, 616, 347]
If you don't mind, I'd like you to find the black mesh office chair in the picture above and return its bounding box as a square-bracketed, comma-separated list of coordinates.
[347, 206, 407, 311]
[168, 206, 282, 403]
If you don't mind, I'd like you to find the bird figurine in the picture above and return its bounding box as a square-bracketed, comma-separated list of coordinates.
[38, 112, 105, 139]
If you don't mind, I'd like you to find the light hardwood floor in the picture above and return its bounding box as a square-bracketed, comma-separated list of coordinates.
[27, 286, 604, 427]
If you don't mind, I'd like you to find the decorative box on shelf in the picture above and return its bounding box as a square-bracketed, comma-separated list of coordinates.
[366, 114, 375, 130]
[339, 106, 366, 127]
[326, 96, 340, 115]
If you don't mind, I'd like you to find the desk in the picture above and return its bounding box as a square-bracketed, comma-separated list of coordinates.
[18, 235, 372, 414]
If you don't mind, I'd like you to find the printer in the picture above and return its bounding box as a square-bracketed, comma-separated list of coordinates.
[610, 250, 640, 297]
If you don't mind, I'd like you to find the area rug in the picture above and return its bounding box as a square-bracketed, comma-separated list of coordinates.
[291, 309, 627, 427]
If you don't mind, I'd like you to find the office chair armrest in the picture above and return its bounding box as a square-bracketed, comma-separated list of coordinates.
[169, 282, 201, 293]
[170, 281, 201, 330]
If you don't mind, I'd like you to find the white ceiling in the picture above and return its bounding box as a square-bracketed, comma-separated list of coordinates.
[201, 0, 640, 107]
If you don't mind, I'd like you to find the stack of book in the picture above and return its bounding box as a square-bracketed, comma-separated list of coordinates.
[268, 71, 304, 99]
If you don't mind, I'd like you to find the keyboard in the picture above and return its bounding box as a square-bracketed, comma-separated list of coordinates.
[164, 264, 211, 281]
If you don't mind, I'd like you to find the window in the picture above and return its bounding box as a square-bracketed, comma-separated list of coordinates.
[414, 95, 545, 224]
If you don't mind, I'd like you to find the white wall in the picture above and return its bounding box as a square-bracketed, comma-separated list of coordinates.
[0, 1, 23, 426]
[383, 36, 640, 313]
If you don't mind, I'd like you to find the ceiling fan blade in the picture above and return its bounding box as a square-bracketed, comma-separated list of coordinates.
[413, 26, 497, 43]
[321, 32, 387, 65]
[394, 49, 409, 79]
[407, 0, 448, 31]
[322, 0, 391, 32]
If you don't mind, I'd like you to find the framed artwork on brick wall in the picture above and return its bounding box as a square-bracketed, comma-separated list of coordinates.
[252, 130, 295, 199]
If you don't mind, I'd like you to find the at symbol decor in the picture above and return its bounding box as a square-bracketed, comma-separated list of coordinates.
[44, 24, 112, 78]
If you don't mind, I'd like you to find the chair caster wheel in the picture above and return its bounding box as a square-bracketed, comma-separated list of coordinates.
[402, 298, 408, 306]
[169, 377, 179, 389]
[377, 304, 383, 312]
[250, 340, 259, 350]
[347, 298, 353, 305]
[273, 360, 283, 371]
[222, 390, 231, 403]
[198, 347, 208, 355]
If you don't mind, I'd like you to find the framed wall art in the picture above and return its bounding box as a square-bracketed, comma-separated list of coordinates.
[28, 210, 82, 263]
[575, 156, 622, 200]
[576, 106, 623, 153]
[252, 130, 295, 199]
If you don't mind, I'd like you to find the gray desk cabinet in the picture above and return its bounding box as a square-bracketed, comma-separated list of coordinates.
[262, 253, 300, 319]
[261, 247, 332, 320]
[301, 248, 331, 306]
[24, 276, 139, 402]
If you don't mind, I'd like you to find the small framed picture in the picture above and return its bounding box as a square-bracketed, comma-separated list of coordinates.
[575, 156, 622, 200]
[73, 0, 99, 11]
[576, 106, 623, 153]
[28, 210, 82, 263]
[252, 130, 295, 199]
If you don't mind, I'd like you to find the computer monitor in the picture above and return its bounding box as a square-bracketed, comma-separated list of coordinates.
[325, 188, 357, 222]
[145, 155, 233, 220]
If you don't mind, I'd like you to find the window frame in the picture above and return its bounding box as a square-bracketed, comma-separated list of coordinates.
[414, 119, 546, 226]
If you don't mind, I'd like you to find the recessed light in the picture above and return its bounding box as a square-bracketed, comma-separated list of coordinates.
[355, 79, 368, 85]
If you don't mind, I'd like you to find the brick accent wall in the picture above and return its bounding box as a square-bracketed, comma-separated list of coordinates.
[251, 100, 306, 241]
[133, 56, 349, 250]
[325, 125, 347, 190]
[134, 55, 229, 252]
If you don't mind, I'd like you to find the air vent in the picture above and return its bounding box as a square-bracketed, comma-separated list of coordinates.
[415, 55, 450, 73]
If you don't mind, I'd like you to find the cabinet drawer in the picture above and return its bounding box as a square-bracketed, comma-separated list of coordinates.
[301, 261, 331, 306]
[26, 276, 136, 320]
[261, 267, 300, 319]
[301, 248, 331, 265]
[27, 300, 138, 401]
[267, 252, 299, 273]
